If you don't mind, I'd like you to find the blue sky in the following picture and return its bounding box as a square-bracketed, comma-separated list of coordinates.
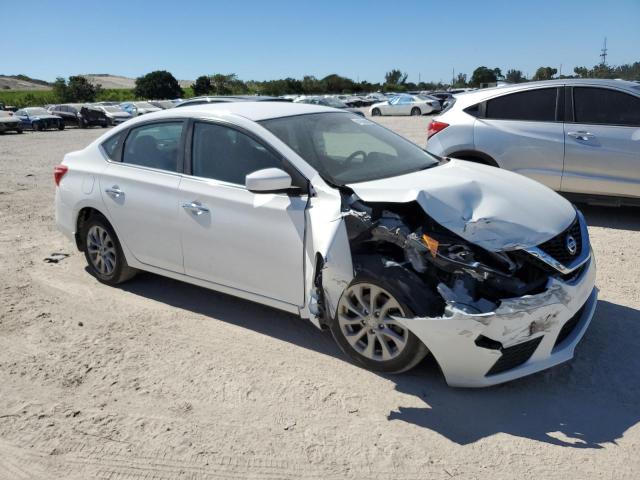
[4, 0, 640, 83]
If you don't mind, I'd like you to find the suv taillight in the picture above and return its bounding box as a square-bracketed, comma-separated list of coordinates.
[54, 165, 68, 186]
[427, 120, 449, 139]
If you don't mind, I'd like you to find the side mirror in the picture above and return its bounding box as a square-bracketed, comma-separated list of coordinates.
[245, 168, 293, 193]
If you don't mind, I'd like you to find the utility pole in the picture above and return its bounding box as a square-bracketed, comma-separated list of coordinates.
[452, 68, 455, 85]
[600, 37, 608, 65]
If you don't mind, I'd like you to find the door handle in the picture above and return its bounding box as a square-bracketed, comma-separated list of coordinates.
[105, 186, 124, 198]
[567, 131, 595, 141]
[182, 201, 210, 215]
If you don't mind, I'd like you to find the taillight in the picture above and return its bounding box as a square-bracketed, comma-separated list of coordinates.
[54, 165, 68, 186]
[427, 120, 449, 139]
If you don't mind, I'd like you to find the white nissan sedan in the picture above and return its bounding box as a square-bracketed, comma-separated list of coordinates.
[54, 102, 597, 387]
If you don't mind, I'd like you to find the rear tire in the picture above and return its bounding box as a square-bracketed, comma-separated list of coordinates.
[81, 213, 137, 285]
[16, 127, 23, 134]
[58, 122, 65, 130]
[371, 108, 381, 116]
[410, 107, 422, 116]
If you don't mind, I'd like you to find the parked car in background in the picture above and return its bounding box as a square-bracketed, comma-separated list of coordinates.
[14, 107, 64, 131]
[175, 95, 291, 108]
[295, 96, 365, 116]
[416, 94, 443, 112]
[54, 102, 596, 387]
[94, 105, 132, 125]
[426, 79, 640, 205]
[50, 104, 109, 128]
[0, 110, 23, 133]
[148, 100, 176, 110]
[370, 95, 440, 116]
[365, 93, 387, 103]
[120, 102, 162, 116]
[429, 91, 455, 108]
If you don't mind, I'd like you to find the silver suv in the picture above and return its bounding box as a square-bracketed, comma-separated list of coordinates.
[426, 79, 640, 206]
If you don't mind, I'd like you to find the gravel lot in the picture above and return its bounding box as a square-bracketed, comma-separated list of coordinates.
[1, 118, 639, 480]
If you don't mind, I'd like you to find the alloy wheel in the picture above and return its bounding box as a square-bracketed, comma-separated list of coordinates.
[86, 225, 117, 275]
[337, 283, 409, 361]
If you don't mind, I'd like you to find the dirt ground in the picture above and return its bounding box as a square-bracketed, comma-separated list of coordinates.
[1, 117, 639, 480]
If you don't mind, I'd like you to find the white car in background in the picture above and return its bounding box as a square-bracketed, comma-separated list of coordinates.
[370, 94, 439, 116]
[426, 79, 640, 206]
[54, 102, 596, 387]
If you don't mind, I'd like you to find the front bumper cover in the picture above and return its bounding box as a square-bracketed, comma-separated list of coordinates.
[397, 253, 597, 387]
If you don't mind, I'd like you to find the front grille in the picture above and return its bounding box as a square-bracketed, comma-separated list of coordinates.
[554, 305, 586, 348]
[486, 336, 543, 376]
[538, 218, 582, 266]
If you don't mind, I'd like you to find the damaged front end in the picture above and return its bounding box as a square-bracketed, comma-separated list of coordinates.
[333, 192, 597, 387]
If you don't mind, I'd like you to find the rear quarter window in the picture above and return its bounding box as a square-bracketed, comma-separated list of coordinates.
[101, 131, 126, 160]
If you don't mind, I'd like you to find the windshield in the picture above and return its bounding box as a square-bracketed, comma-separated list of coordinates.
[260, 112, 439, 185]
[26, 108, 49, 115]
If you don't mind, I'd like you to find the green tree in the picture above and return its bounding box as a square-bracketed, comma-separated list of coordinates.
[470, 66, 498, 87]
[67, 76, 100, 102]
[192, 75, 212, 96]
[452, 73, 467, 88]
[505, 69, 527, 83]
[384, 69, 408, 86]
[52, 77, 69, 102]
[134, 70, 183, 99]
[532, 66, 558, 81]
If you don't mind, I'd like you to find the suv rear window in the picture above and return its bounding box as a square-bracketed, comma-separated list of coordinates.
[573, 87, 640, 126]
[485, 88, 557, 122]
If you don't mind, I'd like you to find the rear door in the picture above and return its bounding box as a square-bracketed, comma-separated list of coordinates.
[99, 120, 186, 272]
[561, 86, 640, 198]
[474, 87, 564, 190]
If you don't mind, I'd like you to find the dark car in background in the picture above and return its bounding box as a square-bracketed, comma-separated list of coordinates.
[49, 104, 109, 128]
[295, 96, 365, 116]
[14, 107, 64, 131]
[0, 110, 23, 133]
[94, 105, 132, 125]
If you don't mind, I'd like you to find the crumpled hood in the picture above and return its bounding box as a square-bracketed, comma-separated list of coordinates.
[347, 159, 576, 251]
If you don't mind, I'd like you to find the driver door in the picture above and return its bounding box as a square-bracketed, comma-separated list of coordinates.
[178, 121, 308, 306]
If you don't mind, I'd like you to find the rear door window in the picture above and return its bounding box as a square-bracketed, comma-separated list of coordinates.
[122, 122, 184, 171]
[485, 88, 557, 122]
[573, 87, 640, 126]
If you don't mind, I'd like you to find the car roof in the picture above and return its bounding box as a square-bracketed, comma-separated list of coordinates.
[119, 101, 345, 123]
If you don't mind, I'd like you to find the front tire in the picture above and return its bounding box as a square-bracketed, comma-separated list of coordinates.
[58, 121, 65, 130]
[81, 214, 137, 285]
[330, 275, 429, 373]
[371, 108, 381, 116]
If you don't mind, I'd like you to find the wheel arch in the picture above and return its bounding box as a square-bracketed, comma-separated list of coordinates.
[448, 150, 500, 167]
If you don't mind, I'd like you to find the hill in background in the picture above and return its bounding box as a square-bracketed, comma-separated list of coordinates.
[0, 75, 52, 90]
[0, 74, 194, 91]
